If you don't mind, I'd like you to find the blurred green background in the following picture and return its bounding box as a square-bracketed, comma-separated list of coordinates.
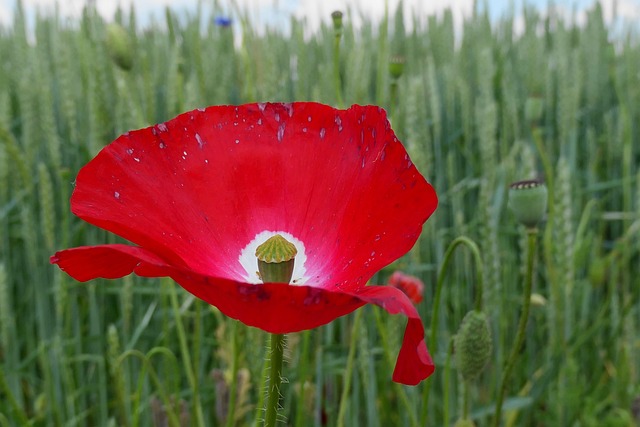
[0, 0, 639, 425]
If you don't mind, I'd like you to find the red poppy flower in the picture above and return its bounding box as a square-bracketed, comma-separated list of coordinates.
[50, 102, 438, 385]
[388, 271, 425, 305]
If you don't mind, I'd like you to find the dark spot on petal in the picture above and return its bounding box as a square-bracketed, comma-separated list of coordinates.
[303, 287, 326, 306]
[237, 284, 270, 301]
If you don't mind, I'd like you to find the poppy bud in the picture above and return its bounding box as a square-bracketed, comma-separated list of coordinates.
[331, 11, 343, 33]
[388, 271, 424, 304]
[454, 310, 492, 382]
[508, 180, 548, 229]
[389, 55, 405, 79]
[255, 234, 297, 284]
[105, 23, 134, 71]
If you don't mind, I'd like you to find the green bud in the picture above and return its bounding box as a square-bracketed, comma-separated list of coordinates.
[255, 234, 297, 284]
[389, 55, 405, 79]
[331, 11, 343, 32]
[508, 180, 548, 229]
[454, 310, 492, 382]
[105, 23, 134, 71]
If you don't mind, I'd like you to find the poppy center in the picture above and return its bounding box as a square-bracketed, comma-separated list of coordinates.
[255, 234, 297, 283]
[238, 231, 309, 285]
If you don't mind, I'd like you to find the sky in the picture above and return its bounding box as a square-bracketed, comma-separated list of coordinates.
[0, 0, 638, 34]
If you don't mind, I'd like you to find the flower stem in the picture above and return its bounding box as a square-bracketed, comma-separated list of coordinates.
[265, 333, 286, 427]
[421, 236, 484, 424]
[333, 32, 344, 108]
[493, 229, 537, 426]
[389, 79, 398, 119]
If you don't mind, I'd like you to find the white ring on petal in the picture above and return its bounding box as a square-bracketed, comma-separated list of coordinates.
[239, 231, 308, 285]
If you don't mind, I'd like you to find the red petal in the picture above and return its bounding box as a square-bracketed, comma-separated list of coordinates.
[177, 274, 434, 384]
[55, 103, 438, 385]
[388, 271, 425, 305]
[50, 244, 168, 282]
[70, 103, 437, 287]
[50, 244, 366, 332]
[167, 270, 366, 334]
[354, 286, 434, 385]
[52, 244, 432, 384]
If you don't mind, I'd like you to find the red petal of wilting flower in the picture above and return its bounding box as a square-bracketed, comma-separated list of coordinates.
[51, 102, 438, 385]
[388, 271, 425, 304]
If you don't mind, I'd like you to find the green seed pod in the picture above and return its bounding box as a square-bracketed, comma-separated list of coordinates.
[256, 234, 297, 284]
[331, 11, 343, 32]
[454, 310, 493, 382]
[389, 55, 406, 79]
[508, 180, 548, 229]
[105, 23, 134, 71]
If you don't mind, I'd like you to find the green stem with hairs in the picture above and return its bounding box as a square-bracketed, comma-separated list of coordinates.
[421, 236, 484, 424]
[493, 229, 537, 426]
[255, 235, 297, 426]
[265, 333, 286, 427]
